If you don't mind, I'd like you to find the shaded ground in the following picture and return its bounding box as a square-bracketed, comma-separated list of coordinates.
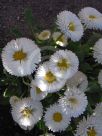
[0, 0, 102, 135]
[0, 0, 102, 47]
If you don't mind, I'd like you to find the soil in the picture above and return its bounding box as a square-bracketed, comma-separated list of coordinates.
[0, 0, 102, 135]
[0, 0, 102, 47]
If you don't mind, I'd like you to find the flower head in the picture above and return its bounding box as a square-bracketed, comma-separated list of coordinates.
[78, 7, 102, 30]
[44, 103, 71, 132]
[52, 32, 68, 47]
[50, 50, 79, 80]
[37, 30, 51, 40]
[66, 71, 88, 92]
[35, 62, 66, 93]
[1, 38, 41, 76]
[75, 116, 102, 136]
[11, 97, 43, 130]
[59, 87, 88, 117]
[56, 11, 84, 41]
[93, 102, 102, 119]
[93, 38, 102, 64]
[98, 70, 102, 88]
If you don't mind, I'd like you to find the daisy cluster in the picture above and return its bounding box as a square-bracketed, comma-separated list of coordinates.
[1, 7, 102, 136]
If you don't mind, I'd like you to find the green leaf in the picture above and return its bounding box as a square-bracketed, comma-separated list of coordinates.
[87, 92, 101, 106]
[80, 63, 93, 72]
[86, 32, 102, 47]
[87, 81, 101, 93]
[24, 8, 34, 27]
[24, 8, 43, 36]
[36, 119, 47, 133]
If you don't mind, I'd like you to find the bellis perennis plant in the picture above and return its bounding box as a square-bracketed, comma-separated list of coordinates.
[1, 7, 102, 136]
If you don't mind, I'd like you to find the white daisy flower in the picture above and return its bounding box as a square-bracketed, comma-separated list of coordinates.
[93, 38, 102, 64]
[75, 116, 102, 136]
[40, 133, 55, 136]
[30, 80, 48, 101]
[35, 62, 66, 93]
[11, 97, 43, 130]
[59, 87, 88, 118]
[93, 102, 102, 118]
[66, 71, 88, 92]
[56, 11, 84, 41]
[98, 70, 102, 88]
[37, 30, 51, 40]
[44, 103, 71, 132]
[9, 96, 19, 107]
[49, 50, 79, 80]
[78, 7, 102, 30]
[52, 32, 68, 47]
[1, 38, 41, 76]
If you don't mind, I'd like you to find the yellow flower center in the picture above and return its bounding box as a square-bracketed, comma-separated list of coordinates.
[57, 58, 70, 70]
[44, 71, 56, 83]
[89, 15, 96, 20]
[53, 112, 63, 122]
[38, 31, 51, 40]
[42, 32, 49, 38]
[69, 97, 78, 105]
[87, 127, 97, 136]
[36, 87, 42, 94]
[21, 107, 33, 118]
[68, 22, 76, 31]
[56, 34, 67, 47]
[58, 36, 65, 42]
[13, 49, 27, 61]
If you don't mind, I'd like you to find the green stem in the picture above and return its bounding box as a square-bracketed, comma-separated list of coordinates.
[30, 25, 36, 38]
[22, 78, 31, 87]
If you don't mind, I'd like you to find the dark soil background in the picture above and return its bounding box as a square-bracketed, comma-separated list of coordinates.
[0, 0, 102, 136]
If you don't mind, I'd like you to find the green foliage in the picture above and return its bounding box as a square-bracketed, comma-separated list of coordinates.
[24, 8, 42, 36]
[24, 8, 34, 27]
